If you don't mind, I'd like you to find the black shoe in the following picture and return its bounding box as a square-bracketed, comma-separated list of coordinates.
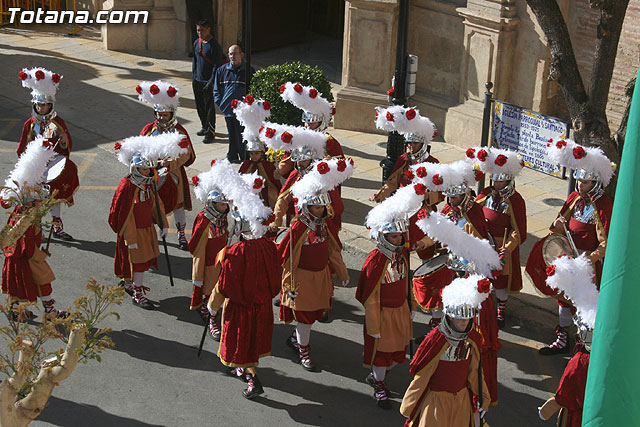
[365, 372, 375, 387]
[286, 333, 298, 352]
[178, 241, 189, 251]
[133, 298, 154, 310]
[318, 311, 330, 323]
[118, 280, 134, 297]
[203, 134, 215, 144]
[497, 317, 506, 329]
[53, 227, 74, 241]
[196, 128, 207, 136]
[539, 343, 570, 356]
[242, 375, 264, 399]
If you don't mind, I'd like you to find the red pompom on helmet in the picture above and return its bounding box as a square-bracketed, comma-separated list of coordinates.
[432, 174, 443, 185]
[417, 208, 429, 220]
[573, 146, 586, 159]
[477, 278, 491, 293]
[18, 70, 28, 81]
[545, 264, 556, 277]
[35, 70, 45, 80]
[135, 85, 143, 94]
[149, 84, 160, 95]
[337, 159, 347, 172]
[167, 86, 177, 97]
[416, 166, 427, 178]
[281, 132, 293, 143]
[210, 159, 216, 166]
[191, 175, 200, 186]
[244, 95, 254, 105]
[309, 88, 318, 99]
[466, 148, 476, 159]
[476, 149, 488, 162]
[265, 128, 276, 138]
[405, 108, 416, 120]
[52, 73, 61, 84]
[494, 154, 507, 166]
[262, 100, 271, 110]
[178, 138, 190, 149]
[386, 112, 394, 122]
[280, 84, 286, 94]
[293, 83, 303, 93]
[414, 183, 426, 195]
[113, 142, 122, 150]
[317, 162, 330, 174]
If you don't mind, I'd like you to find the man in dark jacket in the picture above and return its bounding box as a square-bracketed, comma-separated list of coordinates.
[192, 19, 223, 144]
[214, 44, 254, 163]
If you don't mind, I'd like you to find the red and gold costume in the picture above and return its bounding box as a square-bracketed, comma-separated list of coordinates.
[277, 218, 349, 323]
[526, 191, 612, 296]
[208, 237, 281, 367]
[140, 122, 196, 213]
[188, 211, 228, 310]
[272, 170, 344, 229]
[2, 208, 55, 303]
[108, 177, 167, 280]
[476, 187, 527, 293]
[18, 116, 79, 205]
[356, 247, 413, 368]
[372, 153, 440, 203]
[401, 327, 490, 427]
[239, 158, 281, 209]
[539, 349, 590, 427]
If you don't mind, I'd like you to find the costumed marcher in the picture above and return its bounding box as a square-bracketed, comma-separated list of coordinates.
[467, 147, 527, 328]
[206, 159, 281, 398]
[277, 82, 343, 178]
[234, 95, 281, 209]
[538, 254, 598, 427]
[109, 133, 187, 309]
[525, 139, 613, 355]
[358, 181, 424, 408]
[138, 80, 196, 251]
[370, 105, 439, 203]
[188, 160, 234, 338]
[400, 273, 492, 426]
[259, 123, 344, 228]
[278, 158, 353, 371]
[1, 137, 66, 318]
[18, 67, 79, 241]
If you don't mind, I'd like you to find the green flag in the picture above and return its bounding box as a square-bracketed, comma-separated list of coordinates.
[582, 69, 640, 425]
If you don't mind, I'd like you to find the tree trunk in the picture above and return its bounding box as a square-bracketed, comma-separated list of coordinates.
[0, 329, 85, 427]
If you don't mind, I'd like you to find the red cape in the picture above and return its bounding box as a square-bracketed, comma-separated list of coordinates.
[355, 248, 409, 305]
[188, 211, 212, 254]
[108, 177, 137, 235]
[326, 134, 344, 157]
[18, 116, 72, 157]
[555, 349, 590, 427]
[2, 208, 41, 302]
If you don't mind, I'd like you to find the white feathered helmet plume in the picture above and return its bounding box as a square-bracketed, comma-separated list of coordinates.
[258, 122, 326, 162]
[409, 160, 479, 197]
[19, 67, 62, 104]
[414, 208, 501, 277]
[192, 159, 272, 239]
[280, 82, 334, 131]
[545, 254, 598, 331]
[1, 137, 56, 207]
[442, 274, 493, 320]
[465, 146, 524, 181]
[136, 80, 180, 113]
[114, 132, 189, 167]
[365, 181, 426, 240]
[375, 105, 436, 163]
[290, 157, 354, 214]
[547, 138, 615, 189]
[232, 95, 272, 152]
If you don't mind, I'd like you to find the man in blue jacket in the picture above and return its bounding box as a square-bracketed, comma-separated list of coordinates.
[192, 20, 223, 144]
[214, 44, 254, 163]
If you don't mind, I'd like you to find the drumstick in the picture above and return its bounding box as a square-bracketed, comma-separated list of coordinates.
[501, 229, 508, 250]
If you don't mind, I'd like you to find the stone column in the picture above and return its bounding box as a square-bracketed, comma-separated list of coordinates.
[443, 0, 519, 147]
[334, 0, 398, 134]
[216, 0, 243, 53]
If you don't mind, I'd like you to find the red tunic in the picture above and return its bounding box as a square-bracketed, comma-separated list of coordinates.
[140, 122, 195, 211]
[1, 209, 52, 302]
[476, 188, 527, 293]
[239, 159, 281, 208]
[526, 192, 612, 295]
[19, 116, 79, 205]
[217, 237, 281, 367]
[554, 350, 590, 427]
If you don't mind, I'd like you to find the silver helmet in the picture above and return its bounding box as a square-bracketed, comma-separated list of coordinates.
[302, 111, 330, 132]
[443, 183, 470, 198]
[154, 105, 177, 129]
[443, 299, 477, 320]
[376, 219, 408, 258]
[245, 137, 265, 153]
[574, 169, 604, 200]
[406, 134, 431, 163]
[491, 172, 515, 182]
[291, 146, 318, 162]
[491, 178, 515, 199]
[301, 192, 331, 219]
[32, 100, 56, 122]
[231, 207, 257, 240]
[129, 156, 156, 188]
[446, 252, 473, 274]
[205, 189, 230, 219]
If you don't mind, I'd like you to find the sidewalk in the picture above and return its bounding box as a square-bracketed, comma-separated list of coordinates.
[0, 24, 566, 318]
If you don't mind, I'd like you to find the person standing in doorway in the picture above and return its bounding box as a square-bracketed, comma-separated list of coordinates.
[192, 19, 223, 144]
[186, 1, 214, 52]
[214, 44, 254, 163]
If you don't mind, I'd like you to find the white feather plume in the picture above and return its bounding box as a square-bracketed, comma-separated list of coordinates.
[116, 132, 188, 166]
[416, 211, 501, 277]
[258, 122, 326, 154]
[365, 184, 423, 239]
[233, 97, 271, 143]
[547, 138, 614, 186]
[290, 157, 355, 210]
[137, 80, 180, 110]
[2, 137, 56, 200]
[280, 82, 332, 119]
[20, 67, 61, 101]
[466, 146, 524, 178]
[240, 171, 266, 195]
[375, 105, 435, 141]
[410, 160, 477, 192]
[193, 159, 272, 238]
[442, 274, 491, 310]
[545, 254, 598, 330]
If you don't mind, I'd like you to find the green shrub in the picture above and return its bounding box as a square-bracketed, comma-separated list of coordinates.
[249, 61, 333, 126]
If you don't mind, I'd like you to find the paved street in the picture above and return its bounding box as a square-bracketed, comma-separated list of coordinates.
[0, 25, 571, 426]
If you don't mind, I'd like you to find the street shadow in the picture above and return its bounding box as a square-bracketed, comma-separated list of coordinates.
[342, 144, 386, 162]
[155, 295, 205, 326]
[151, 249, 193, 282]
[498, 339, 568, 383]
[342, 176, 383, 191]
[38, 395, 165, 427]
[54, 238, 115, 259]
[109, 329, 223, 372]
[341, 198, 375, 226]
[485, 384, 553, 426]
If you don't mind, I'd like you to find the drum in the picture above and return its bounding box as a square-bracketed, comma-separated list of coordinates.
[275, 228, 288, 244]
[414, 253, 449, 278]
[42, 155, 79, 202]
[542, 234, 574, 265]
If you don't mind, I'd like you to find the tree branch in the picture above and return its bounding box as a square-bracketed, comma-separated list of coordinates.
[614, 77, 636, 153]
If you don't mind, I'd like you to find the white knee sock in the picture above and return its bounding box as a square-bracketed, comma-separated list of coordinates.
[295, 323, 312, 346]
[558, 305, 573, 328]
[133, 271, 145, 287]
[386, 361, 398, 372]
[50, 204, 61, 218]
[372, 365, 387, 382]
[173, 207, 186, 227]
[40, 294, 53, 302]
[495, 288, 508, 301]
